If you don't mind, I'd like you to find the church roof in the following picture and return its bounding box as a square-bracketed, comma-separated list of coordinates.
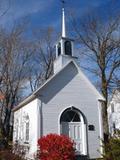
[13, 60, 105, 112]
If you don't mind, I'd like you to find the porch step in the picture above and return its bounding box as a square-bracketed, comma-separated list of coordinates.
[75, 155, 89, 160]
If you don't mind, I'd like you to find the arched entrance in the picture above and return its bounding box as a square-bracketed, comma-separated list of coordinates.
[60, 107, 87, 155]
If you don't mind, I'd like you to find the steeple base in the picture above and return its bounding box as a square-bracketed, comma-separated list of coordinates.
[54, 55, 77, 74]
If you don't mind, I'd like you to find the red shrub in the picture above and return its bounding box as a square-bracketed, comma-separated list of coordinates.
[37, 134, 75, 160]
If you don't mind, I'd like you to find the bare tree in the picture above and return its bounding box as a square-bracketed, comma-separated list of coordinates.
[0, 0, 11, 92]
[0, 24, 56, 142]
[0, 23, 34, 141]
[28, 27, 56, 92]
[0, 0, 11, 17]
[72, 15, 120, 141]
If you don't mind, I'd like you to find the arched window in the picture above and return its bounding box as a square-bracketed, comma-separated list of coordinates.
[25, 115, 30, 142]
[60, 109, 80, 123]
[65, 41, 72, 56]
[58, 42, 61, 56]
[26, 122, 29, 142]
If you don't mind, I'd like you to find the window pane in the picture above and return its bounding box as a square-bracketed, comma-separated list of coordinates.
[58, 43, 61, 56]
[26, 122, 29, 141]
[60, 110, 80, 122]
[65, 41, 72, 56]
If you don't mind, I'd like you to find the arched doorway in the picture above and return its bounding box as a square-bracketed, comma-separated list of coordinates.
[60, 107, 87, 155]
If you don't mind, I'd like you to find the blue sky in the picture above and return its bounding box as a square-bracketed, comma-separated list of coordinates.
[1, 0, 120, 32]
[1, 0, 119, 95]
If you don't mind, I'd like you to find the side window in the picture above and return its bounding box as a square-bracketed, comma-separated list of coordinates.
[26, 121, 29, 142]
[65, 41, 72, 56]
[25, 115, 30, 142]
[113, 122, 116, 133]
[111, 103, 114, 113]
[58, 42, 61, 56]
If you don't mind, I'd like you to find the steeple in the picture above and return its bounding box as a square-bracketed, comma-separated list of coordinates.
[53, 1, 77, 74]
[62, 7, 66, 37]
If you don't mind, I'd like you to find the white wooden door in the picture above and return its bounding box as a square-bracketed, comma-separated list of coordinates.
[61, 122, 83, 153]
[69, 122, 83, 153]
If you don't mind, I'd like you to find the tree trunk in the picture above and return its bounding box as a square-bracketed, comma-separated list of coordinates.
[101, 72, 109, 143]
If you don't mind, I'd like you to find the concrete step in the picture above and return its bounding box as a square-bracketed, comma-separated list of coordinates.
[75, 155, 89, 160]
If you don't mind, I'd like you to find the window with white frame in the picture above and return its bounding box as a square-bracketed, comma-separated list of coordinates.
[24, 114, 30, 143]
[111, 103, 114, 113]
[25, 121, 29, 142]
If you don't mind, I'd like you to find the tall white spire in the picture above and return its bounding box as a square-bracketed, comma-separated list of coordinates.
[62, 7, 66, 37]
[54, 0, 75, 73]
